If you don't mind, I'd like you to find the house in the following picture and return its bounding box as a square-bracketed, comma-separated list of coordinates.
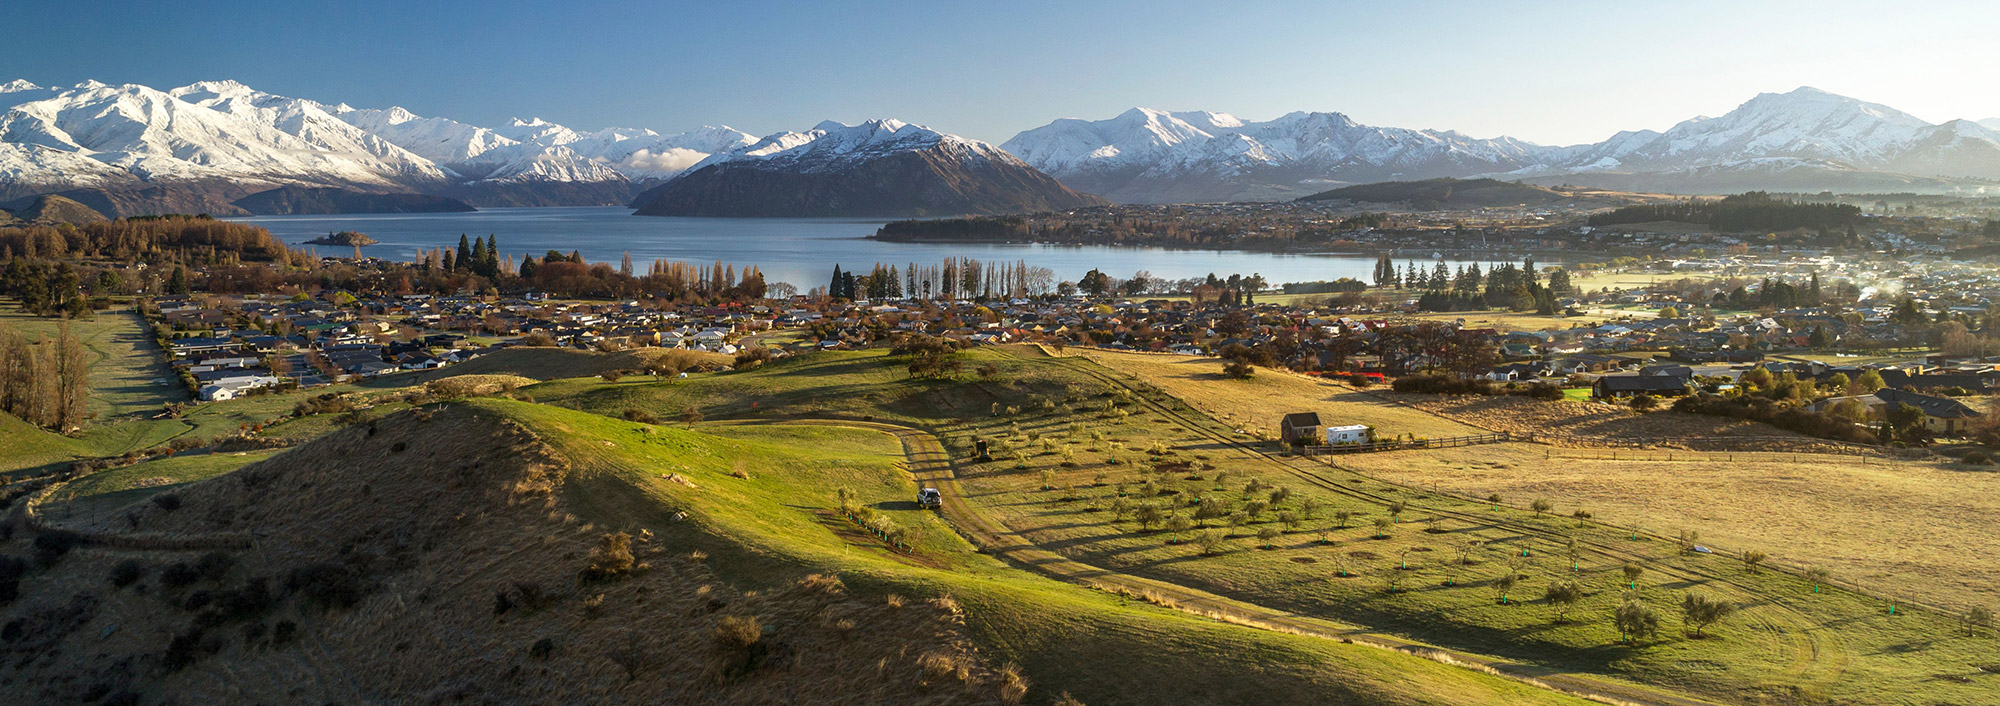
[197, 374, 281, 401]
[1551, 354, 1621, 375]
[1478, 362, 1546, 382]
[1279, 412, 1322, 445]
[1873, 388, 1981, 435]
[1592, 374, 1691, 399]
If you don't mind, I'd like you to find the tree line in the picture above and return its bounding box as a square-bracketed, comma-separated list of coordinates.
[0, 319, 90, 432]
[0, 216, 291, 263]
[1587, 192, 1861, 232]
[1372, 254, 1565, 313]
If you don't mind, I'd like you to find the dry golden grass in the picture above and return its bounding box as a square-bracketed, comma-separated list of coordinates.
[1386, 393, 1867, 453]
[423, 373, 537, 398]
[1, 406, 1014, 706]
[1567, 269, 1716, 292]
[1070, 348, 1482, 438]
[1338, 442, 2000, 610]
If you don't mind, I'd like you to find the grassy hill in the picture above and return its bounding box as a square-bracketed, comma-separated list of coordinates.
[508, 348, 2000, 705]
[10, 341, 1997, 704]
[0, 399, 1588, 705]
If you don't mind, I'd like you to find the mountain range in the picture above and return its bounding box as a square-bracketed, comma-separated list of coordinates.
[1005, 88, 2000, 202]
[629, 119, 1105, 217]
[0, 79, 760, 216]
[3, 79, 2000, 216]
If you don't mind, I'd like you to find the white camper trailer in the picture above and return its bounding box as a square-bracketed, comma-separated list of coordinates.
[1324, 424, 1371, 445]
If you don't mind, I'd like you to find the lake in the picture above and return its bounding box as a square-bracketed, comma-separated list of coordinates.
[236, 207, 1493, 291]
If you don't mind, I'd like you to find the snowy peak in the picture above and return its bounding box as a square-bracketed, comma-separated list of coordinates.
[1538, 85, 1999, 182]
[1004, 106, 1550, 202]
[0, 80, 43, 93]
[696, 118, 1009, 175]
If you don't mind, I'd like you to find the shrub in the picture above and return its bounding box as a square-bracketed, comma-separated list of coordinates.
[520, 332, 557, 347]
[109, 560, 144, 589]
[291, 393, 355, 417]
[733, 347, 774, 370]
[1530, 498, 1553, 515]
[998, 662, 1030, 706]
[1521, 383, 1565, 400]
[621, 408, 659, 424]
[194, 552, 233, 582]
[1672, 393, 1876, 445]
[286, 563, 373, 610]
[584, 532, 636, 580]
[1392, 374, 1493, 395]
[33, 532, 77, 567]
[712, 615, 767, 680]
[160, 562, 200, 589]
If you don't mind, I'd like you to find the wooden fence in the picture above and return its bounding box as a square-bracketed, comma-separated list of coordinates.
[1300, 431, 1521, 455]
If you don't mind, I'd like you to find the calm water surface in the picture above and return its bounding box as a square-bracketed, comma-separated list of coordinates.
[237, 207, 1495, 290]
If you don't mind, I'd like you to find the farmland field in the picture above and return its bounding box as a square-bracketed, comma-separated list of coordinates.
[1338, 443, 2000, 611]
[1065, 347, 1484, 438]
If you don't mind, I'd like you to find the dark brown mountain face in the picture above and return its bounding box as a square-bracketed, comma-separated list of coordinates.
[632, 147, 1107, 218]
[7, 194, 109, 224]
[234, 187, 476, 215]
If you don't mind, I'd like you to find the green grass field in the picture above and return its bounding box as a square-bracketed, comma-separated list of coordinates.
[11, 327, 1997, 705]
[468, 398, 1595, 706]
[506, 350, 2000, 705]
[45, 448, 279, 520]
[0, 307, 185, 421]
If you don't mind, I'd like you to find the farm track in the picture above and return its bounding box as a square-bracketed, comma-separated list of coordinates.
[766, 418, 1723, 706]
[1036, 353, 1856, 697]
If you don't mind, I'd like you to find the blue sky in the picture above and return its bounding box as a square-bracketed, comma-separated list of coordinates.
[7, 0, 1998, 145]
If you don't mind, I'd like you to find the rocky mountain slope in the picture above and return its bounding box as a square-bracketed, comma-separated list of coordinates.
[632, 120, 1107, 217]
[232, 187, 476, 215]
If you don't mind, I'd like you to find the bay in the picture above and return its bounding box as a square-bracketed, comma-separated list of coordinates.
[235, 207, 1493, 291]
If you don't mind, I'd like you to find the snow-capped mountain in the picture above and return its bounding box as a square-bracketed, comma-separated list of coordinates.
[0, 80, 437, 192]
[1010, 88, 2000, 201]
[1003, 107, 1553, 203]
[633, 119, 1107, 217]
[1522, 87, 2000, 187]
[0, 79, 758, 214]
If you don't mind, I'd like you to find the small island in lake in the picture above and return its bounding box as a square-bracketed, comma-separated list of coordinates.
[305, 230, 380, 247]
